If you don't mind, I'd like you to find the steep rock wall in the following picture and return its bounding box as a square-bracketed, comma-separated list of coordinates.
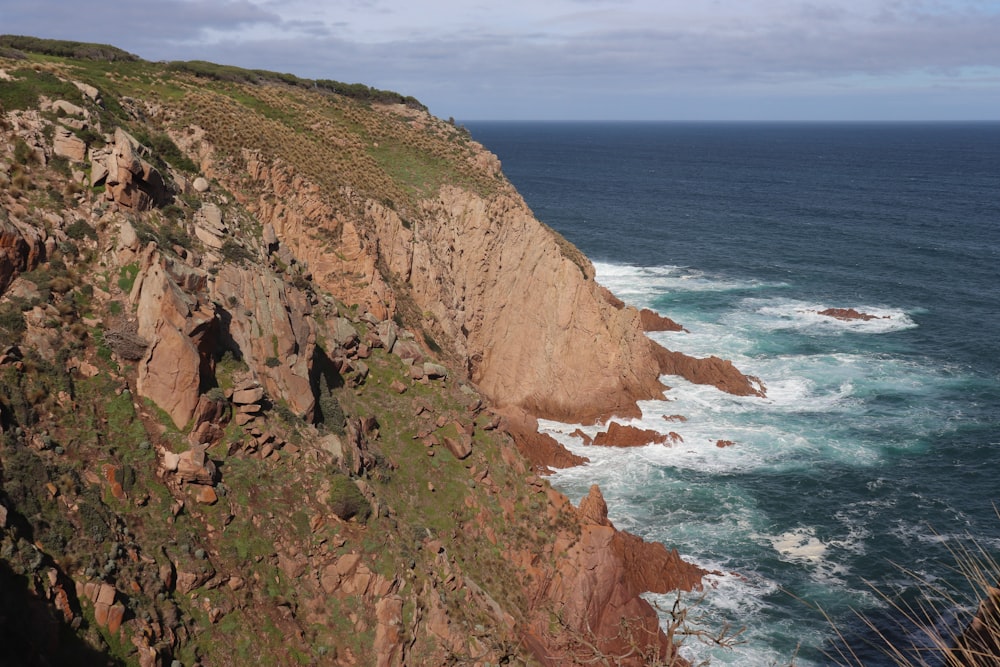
[370, 185, 668, 423]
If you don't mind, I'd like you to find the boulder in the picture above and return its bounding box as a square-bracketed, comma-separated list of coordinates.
[134, 260, 218, 429]
[72, 80, 101, 103]
[103, 128, 167, 210]
[331, 318, 359, 348]
[376, 320, 397, 351]
[391, 338, 424, 364]
[231, 386, 264, 405]
[442, 434, 472, 460]
[52, 126, 87, 162]
[175, 446, 217, 485]
[51, 100, 87, 117]
[423, 362, 448, 379]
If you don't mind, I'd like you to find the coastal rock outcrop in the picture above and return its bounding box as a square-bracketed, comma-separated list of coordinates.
[92, 128, 168, 211]
[592, 422, 669, 447]
[817, 307, 885, 321]
[652, 343, 766, 397]
[532, 485, 706, 664]
[639, 307, 686, 332]
[371, 186, 669, 423]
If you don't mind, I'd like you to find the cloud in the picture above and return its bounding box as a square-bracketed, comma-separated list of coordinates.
[2, 0, 998, 119]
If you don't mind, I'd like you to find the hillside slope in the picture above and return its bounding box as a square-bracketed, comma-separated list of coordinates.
[0, 38, 759, 666]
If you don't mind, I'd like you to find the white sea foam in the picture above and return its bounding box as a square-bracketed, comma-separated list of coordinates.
[542, 261, 965, 665]
[592, 261, 779, 308]
[743, 298, 918, 334]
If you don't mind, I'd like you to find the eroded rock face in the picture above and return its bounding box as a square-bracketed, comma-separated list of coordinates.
[212, 264, 317, 420]
[95, 128, 167, 211]
[371, 186, 668, 423]
[241, 150, 395, 320]
[133, 255, 217, 429]
[0, 217, 45, 295]
[532, 485, 705, 665]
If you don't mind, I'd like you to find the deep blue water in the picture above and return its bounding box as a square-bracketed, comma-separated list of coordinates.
[465, 121, 1000, 666]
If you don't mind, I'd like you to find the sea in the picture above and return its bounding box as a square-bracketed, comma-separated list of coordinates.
[464, 121, 1000, 666]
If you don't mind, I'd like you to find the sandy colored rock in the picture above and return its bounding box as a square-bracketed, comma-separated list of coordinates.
[52, 126, 87, 162]
[104, 128, 167, 210]
[639, 307, 685, 332]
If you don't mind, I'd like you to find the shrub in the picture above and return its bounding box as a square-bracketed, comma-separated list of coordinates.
[0, 302, 26, 338]
[102, 320, 149, 361]
[65, 219, 97, 241]
[13, 139, 33, 165]
[327, 474, 371, 522]
[221, 239, 254, 265]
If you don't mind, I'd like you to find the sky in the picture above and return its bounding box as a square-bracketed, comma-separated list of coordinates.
[3, 0, 1000, 121]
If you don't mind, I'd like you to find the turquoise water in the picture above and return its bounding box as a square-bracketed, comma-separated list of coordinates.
[467, 122, 1000, 665]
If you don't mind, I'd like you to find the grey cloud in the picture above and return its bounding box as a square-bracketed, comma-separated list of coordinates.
[2, 0, 283, 56]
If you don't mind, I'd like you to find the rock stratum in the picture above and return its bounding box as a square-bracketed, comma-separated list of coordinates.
[0, 38, 771, 666]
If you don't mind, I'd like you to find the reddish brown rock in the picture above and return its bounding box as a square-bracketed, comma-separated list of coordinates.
[651, 343, 766, 397]
[592, 422, 668, 447]
[442, 434, 472, 460]
[639, 308, 685, 332]
[94, 602, 111, 627]
[102, 128, 168, 210]
[953, 584, 1000, 666]
[212, 265, 317, 420]
[106, 603, 126, 633]
[0, 217, 44, 296]
[817, 307, 884, 321]
[134, 258, 218, 429]
[716, 439, 736, 448]
[577, 485, 610, 526]
[374, 595, 404, 667]
[502, 408, 588, 473]
[570, 428, 593, 446]
[533, 485, 706, 666]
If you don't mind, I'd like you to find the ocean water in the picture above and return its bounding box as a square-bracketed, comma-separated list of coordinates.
[465, 121, 1000, 666]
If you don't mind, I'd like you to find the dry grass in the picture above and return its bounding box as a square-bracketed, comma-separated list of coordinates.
[822, 519, 1000, 667]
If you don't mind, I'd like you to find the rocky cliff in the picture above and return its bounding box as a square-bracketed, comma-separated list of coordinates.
[0, 38, 763, 666]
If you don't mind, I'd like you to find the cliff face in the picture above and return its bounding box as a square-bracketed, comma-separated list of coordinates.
[0, 41, 762, 667]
